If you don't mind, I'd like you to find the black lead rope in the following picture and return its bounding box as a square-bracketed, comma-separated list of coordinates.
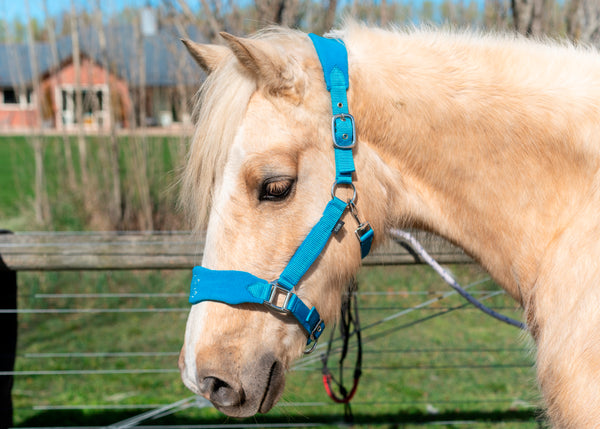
[321, 279, 362, 423]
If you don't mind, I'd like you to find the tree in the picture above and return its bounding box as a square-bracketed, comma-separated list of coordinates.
[422, 0, 435, 22]
[567, 0, 600, 45]
[12, 19, 26, 42]
[255, 0, 301, 26]
[511, 0, 551, 36]
[0, 19, 7, 42]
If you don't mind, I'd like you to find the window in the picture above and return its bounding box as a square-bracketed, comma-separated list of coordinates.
[59, 86, 108, 128]
[62, 89, 68, 111]
[2, 88, 18, 104]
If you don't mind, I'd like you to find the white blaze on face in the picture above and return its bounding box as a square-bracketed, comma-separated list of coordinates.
[181, 301, 207, 394]
[181, 126, 248, 392]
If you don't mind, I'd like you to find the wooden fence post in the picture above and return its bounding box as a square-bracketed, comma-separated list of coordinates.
[0, 230, 16, 429]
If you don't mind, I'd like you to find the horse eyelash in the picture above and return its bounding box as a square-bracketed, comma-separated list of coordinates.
[259, 177, 295, 202]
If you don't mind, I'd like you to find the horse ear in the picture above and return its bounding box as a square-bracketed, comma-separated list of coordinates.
[181, 39, 229, 74]
[219, 32, 305, 101]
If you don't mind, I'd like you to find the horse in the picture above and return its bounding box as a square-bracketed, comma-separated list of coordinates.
[178, 23, 600, 428]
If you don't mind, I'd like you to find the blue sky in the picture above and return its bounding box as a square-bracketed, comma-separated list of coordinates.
[0, 0, 162, 23]
[1, 0, 485, 25]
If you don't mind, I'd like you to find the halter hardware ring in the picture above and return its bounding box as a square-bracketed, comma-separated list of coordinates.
[331, 181, 356, 204]
[331, 113, 356, 149]
[304, 337, 319, 354]
[264, 282, 293, 314]
[310, 319, 323, 340]
[304, 321, 323, 354]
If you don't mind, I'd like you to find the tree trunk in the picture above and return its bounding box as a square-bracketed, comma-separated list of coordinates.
[567, 0, 600, 45]
[512, 0, 548, 36]
[132, 18, 154, 231]
[380, 0, 389, 26]
[25, 0, 51, 225]
[44, 0, 77, 192]
[322, 0, 338, 31]
[95, 0, 122, 228]
[255, 0, 300, 26]
[71, 3, 89, 193]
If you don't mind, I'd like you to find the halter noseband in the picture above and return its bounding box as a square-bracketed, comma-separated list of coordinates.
[188, 34, 373, 353]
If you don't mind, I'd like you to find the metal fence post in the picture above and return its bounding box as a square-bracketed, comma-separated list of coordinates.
[0, 230, 16, 429]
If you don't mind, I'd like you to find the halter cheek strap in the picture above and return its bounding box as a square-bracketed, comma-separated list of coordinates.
[188, 34, 373, 352]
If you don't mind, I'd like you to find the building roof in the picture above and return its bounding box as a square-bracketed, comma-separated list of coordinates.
[0, 24, 205, 88]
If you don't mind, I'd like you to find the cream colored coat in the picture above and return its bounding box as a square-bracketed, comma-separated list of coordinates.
[179, 25, 600, 427]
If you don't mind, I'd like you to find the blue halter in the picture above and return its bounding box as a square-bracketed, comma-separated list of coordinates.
[188, 34, 374, 352]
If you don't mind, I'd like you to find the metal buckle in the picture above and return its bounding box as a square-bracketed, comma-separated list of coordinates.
[304, 320, 324, 354]
[331, 113, 356, 149]
[310, 320, 324, 341]
[264, 283, 293, 314]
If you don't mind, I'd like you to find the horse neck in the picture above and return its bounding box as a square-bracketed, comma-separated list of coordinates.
[347, 31, 600, 302]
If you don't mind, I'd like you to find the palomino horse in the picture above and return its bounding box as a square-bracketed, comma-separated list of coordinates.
[178, 24, 600, 427]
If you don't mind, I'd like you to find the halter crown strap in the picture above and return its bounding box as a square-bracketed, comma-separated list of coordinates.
[308, 34, 355, 185]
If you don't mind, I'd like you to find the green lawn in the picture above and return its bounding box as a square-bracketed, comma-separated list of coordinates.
[0, 134, 186, 231]
[12, 265, 542, 428]
[0, 136, 34, 220]
[2, 135, 542, 427]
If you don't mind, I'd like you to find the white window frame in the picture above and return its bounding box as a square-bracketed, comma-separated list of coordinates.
[0, 87, 35, 110]
[55, 83, 109, 129]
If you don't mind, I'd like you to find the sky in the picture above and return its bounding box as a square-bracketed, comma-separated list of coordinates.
[1, 0, 486, 26]
[0, 0, 163, 23]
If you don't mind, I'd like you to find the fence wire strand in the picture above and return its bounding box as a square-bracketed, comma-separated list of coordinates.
[10, 249, 536, 427]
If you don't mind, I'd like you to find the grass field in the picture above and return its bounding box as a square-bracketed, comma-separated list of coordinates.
[2, 135, 543, 427]
[0, 137, 35, 222]
[11, 265, 542, 428]
[0, 134, 186, 231]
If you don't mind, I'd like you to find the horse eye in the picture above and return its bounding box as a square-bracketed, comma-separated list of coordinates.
[259, 177, 294, 202]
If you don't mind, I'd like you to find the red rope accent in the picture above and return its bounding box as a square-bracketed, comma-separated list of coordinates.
[322, 373, 360, 404]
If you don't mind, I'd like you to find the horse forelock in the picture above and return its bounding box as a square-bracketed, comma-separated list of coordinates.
[180, 54, 252, 230]
[180, 28, 313, 231]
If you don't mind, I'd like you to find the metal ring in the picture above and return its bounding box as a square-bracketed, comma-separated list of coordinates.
[331, 182, 356, 204]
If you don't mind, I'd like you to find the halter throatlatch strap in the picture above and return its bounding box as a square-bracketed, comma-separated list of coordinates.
[187, 33, 374, 351]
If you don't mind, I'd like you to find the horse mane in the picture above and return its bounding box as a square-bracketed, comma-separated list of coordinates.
[181, 23, 599, 231]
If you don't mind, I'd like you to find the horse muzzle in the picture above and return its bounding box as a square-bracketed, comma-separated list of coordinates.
[179, 348, 286, 417]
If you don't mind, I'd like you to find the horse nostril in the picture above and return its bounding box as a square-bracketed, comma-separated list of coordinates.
[200, 376, 245, 407]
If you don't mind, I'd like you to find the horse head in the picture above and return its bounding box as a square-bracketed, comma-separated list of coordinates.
[178, 29, 391, 417]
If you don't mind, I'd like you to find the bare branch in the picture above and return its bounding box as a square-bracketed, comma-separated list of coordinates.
[198, 0, 223, 41]
[324, 0, 338, 31]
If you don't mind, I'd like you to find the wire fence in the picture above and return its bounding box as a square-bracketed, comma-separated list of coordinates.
[9, 273, 541, 427]
[1, 232, 542, 428]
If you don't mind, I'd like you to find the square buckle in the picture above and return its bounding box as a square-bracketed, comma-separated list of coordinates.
[264, 283, 293, 313]
[331, 113, 356, 149]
